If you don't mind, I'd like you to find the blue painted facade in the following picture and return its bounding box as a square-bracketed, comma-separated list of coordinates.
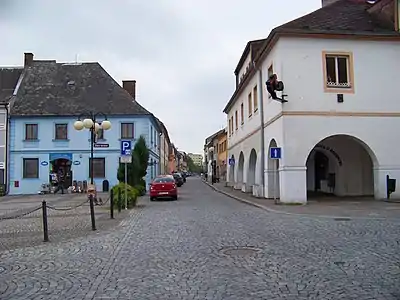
[9, 115, 161, 195]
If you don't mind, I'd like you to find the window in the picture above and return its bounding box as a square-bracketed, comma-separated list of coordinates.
[96, 128, 104, 140]
[240, 103, 244, 125]
[121, 123, 134, 139]
[25, 124, 38, 140]
[231, 116, 234, 134]
[235, 111, 238, 130]
[248, 93, 252, 117]
[55, 123, 68, 140]
[89, 158, 105, 178]
[253, 86, 258, 112]
[323, 52, 353, 91]
[151, 127, 153, 144]
[228, 118, 231, 136]
[23, 158, 39, 178]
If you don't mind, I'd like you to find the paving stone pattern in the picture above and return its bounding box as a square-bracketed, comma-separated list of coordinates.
[0, 178, 399, 299]
[0, 193, 129, 251]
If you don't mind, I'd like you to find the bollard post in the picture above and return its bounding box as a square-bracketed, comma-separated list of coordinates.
[42, 200, 49, 242]
[110, 189, 114, 219]
[89, 195, 96, 231]
[118, 187, 122, 213]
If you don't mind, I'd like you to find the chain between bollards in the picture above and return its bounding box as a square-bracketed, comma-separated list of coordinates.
[42, 200, 49, 242]
[89, 195, 96, 231]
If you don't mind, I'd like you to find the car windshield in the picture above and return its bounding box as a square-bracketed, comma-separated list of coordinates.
[153, 177, 175, 183]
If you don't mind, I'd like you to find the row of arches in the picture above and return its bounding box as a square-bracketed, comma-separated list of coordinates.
[228, 135, 377, 201]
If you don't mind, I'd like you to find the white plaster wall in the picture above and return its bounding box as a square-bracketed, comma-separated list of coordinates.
[275, 37, 400, 112]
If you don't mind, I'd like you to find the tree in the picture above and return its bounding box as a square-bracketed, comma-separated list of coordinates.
[186, 156, 202, 174]
[117, 135, 149, 187]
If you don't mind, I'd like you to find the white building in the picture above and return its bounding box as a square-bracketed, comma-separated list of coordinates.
[188, 153, 203, 167]
[224, 0, 400, 203]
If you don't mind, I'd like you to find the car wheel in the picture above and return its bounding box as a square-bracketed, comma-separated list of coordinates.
[150, 197, 155, 201]
[172, 196, 178, 201]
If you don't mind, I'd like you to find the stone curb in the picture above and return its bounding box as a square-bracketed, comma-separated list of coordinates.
[202, 180, 400, 221]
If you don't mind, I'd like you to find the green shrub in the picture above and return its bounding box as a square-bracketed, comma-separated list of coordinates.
[111, 183, 138, 208]
[134, 184, 146, 196]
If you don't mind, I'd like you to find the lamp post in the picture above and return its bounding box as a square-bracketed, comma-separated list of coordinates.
[73, 112, 111, 231]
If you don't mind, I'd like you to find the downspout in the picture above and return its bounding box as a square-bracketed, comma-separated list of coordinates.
[4, 104, 9, 195]
[256, 63, 266, 197]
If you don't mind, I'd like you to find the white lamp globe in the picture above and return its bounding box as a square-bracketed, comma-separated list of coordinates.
[94, 123, 101, 132]
[73, 120, 84, 131]
[83, 118, 94, 129]
[101, 120, 111, 130]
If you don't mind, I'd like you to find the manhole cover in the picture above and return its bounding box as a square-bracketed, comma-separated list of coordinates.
[334, 218, 351, 221]
[220, 246, 261, 257]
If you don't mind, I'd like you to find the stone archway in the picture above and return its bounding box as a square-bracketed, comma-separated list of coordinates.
[247, 149, 257, 189]
[228, 154, 235, 183]
[237, 151, 245, 184]
[305, 134, 377, 199]
[267, 139, 280, 199]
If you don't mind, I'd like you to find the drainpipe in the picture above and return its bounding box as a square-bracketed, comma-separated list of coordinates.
[4, 103, 9, 195]
[256, 63, 266, 197]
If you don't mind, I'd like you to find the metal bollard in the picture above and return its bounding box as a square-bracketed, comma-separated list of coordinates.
[118, 187, 122, 212]
[42, 200, 49, 242]
[110, 189, 114, 219]
[89, 195, 96, 231]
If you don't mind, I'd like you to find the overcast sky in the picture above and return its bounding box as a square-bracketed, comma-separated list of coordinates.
[0, 0, 320, 153]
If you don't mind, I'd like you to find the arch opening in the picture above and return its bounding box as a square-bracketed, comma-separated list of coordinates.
[267, 139, 280, 199]
[247, 149, 257, 187]
[237, 152, 245, 183]
[305, 134, 376, 199]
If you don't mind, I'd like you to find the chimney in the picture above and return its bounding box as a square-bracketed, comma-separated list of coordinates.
[122, 80, 136, 100]
[321, 0, 340, 6]
[24, 52, 34, 67]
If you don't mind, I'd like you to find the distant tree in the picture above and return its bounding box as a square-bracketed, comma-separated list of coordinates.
[186, 156, 202, 174]
[117, 135, 149, 186]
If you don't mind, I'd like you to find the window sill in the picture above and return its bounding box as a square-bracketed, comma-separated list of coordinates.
[23, 139, 39, 142]
[22, 177, 40, 180]
[118, 138, 135, 141]
[53, 139, 70, 142]
[324, 86, 354, 94]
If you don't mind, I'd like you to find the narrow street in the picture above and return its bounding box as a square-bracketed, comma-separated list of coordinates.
[1, 177, 399, 300]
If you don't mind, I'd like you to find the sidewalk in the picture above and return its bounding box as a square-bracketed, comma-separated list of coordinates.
[204, 180, 400, 219]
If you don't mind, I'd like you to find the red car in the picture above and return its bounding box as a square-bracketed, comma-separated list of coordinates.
[149, 176, 178, 201]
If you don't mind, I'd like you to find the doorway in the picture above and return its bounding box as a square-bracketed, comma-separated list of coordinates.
[51, 159, 72, 189]
[314, 151, 329, 191]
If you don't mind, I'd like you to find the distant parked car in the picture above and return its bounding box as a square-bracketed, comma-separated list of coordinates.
[149, 176, 178, 201]
[172, 173, 184, 187]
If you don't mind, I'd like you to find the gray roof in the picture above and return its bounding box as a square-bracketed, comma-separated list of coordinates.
[10, 61, 151, 116]
[0, 67, 23, 104]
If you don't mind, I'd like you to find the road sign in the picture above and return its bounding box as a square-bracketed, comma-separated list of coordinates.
[120, 140, 132, 156]
[94, 143, 109, 148]
[270, 147, 281, 159]
[120, 156, 132, 163]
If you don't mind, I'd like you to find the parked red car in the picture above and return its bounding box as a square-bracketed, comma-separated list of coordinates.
[149, 176, 178, 201]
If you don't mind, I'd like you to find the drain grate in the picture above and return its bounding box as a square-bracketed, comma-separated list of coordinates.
[220, 246, 261, 257]
[334, 218, 351, 221]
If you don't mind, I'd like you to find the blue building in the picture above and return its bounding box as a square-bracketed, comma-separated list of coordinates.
[8, 53, 161, 195]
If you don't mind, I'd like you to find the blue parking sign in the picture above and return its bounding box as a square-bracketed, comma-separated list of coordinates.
[120, 140, 132, 156]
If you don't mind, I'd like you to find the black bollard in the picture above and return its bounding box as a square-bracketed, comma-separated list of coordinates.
[42, 200, 49, 242]
[110, 189, 114, 219]
[89, 195, 96, 231]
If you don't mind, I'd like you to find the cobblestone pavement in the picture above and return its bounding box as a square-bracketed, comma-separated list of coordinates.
[205, 181, 400, 219]
[0, 177, 399, 299]
[0, 193, 130, 251]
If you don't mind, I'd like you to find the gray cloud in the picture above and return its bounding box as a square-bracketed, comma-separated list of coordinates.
[0, 0, 320, 153]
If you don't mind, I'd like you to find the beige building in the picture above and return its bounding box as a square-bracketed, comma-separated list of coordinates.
[188, 153, 203, 166]
[156, 119, 171, 175]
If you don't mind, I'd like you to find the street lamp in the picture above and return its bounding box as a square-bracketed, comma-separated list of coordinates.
[73, 112, 111, 231]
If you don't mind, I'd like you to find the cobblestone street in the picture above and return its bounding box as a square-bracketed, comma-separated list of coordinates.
[0, 177, 399, 299]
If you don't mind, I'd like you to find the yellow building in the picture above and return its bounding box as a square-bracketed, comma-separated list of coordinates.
[216, 128, 227, 181]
